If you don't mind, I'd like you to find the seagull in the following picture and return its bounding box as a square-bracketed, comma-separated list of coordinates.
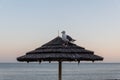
[61, 31, 76, 42]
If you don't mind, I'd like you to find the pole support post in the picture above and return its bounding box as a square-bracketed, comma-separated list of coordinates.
[58, 61, 62, 80]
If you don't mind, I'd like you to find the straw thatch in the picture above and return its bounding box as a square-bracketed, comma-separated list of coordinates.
[17, 36, 103, 62]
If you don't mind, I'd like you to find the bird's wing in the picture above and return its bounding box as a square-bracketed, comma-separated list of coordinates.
[66, 35, 73, 41]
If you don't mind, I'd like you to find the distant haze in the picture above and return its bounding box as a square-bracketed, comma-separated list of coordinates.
[0, 0, 120, 62]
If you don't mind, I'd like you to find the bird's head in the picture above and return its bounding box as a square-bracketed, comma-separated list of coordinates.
[61, 31, 66, 34]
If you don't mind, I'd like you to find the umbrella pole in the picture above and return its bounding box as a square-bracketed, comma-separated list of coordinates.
[58, 61, 62, 80]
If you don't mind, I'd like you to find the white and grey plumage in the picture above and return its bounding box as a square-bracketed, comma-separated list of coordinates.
[61, 31, 76, 42]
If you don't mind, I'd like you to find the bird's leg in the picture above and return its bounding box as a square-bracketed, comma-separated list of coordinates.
[62, 41, 68, 47]
[65, 41, 68, 47]
[62, 41, 66, 46]
[62, 43, 65, 46]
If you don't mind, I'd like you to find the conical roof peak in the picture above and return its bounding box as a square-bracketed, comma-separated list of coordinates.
[36, 36, 85, 50]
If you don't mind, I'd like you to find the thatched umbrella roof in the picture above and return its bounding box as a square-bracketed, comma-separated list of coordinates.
[17, 36, 103, 62]
[17, 36, 103, 80]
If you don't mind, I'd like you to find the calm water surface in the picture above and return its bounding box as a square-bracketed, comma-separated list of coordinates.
[0, 63, 120, 80]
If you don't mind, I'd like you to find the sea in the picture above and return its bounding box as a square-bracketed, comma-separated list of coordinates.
[0, 63, 120, 80]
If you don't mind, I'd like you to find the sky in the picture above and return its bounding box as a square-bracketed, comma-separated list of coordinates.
[0, 0, 120, 62]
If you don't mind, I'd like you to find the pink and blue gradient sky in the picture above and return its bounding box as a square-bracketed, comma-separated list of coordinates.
[0, 0, 120, 62]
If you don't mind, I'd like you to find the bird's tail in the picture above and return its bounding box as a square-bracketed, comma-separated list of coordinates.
[72, 39, 76, 42]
